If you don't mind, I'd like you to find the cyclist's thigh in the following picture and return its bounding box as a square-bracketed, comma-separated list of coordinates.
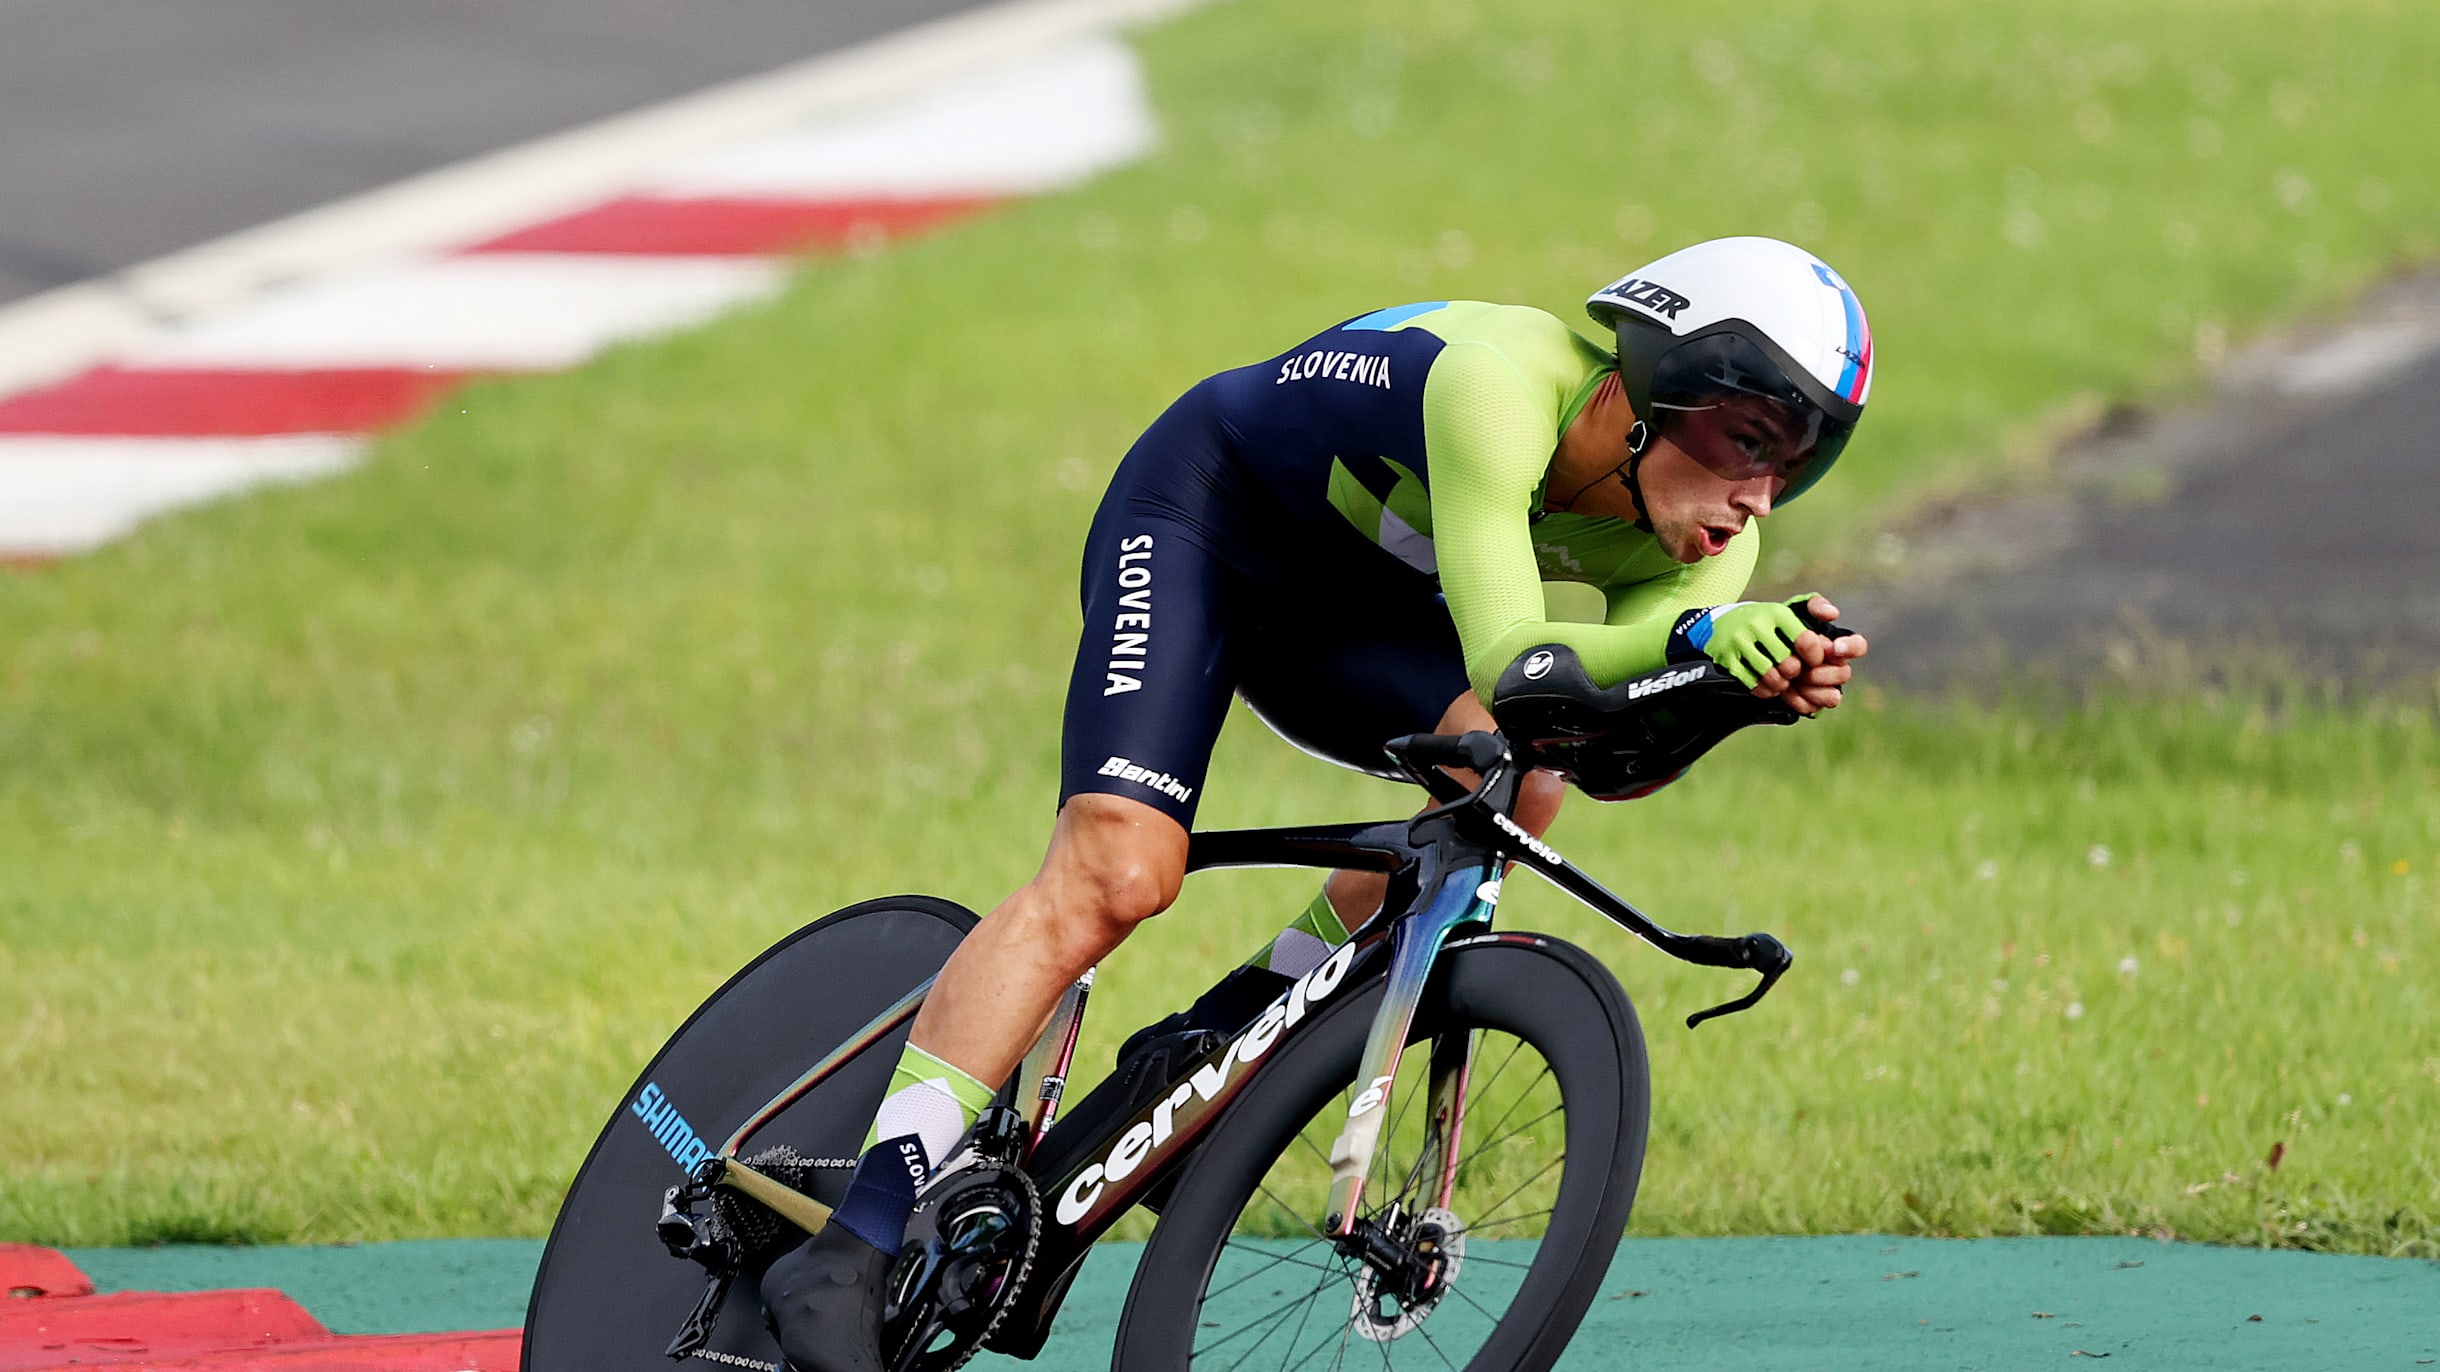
[1058, 402, 1250, 829]
[1234, 574, 1472, 778]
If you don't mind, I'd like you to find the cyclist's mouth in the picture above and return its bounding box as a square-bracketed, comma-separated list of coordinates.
[1695, 523, 1737, 557]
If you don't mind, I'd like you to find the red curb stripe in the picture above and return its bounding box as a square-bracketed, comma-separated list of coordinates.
[0, 1289, 327, 1370]
[10, 1329, 520, 1372]
[463, 193, 999, 256]
[0, 368, 475, 437]
[0, 1248, 90, 1300]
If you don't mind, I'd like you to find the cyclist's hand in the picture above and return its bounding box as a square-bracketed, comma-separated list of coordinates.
[1678, 596, 1814, 688]
[1750, 594, 1867, 715]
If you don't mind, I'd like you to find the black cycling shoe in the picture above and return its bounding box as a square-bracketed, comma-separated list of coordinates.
[761, 1224, 895, 1372]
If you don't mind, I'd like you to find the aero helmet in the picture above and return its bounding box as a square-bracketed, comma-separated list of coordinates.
[1585, 236, 1873, 508]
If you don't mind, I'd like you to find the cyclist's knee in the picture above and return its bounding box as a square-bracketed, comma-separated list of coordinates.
[1040, 793, 1187, 939]
[1515, 768, 1566, 838]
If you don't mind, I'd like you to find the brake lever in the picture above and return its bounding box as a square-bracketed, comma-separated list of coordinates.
[1683, 932, 1792, 1029]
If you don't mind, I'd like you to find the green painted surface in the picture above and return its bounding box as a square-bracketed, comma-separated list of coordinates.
[64, 1239, 542, 1336]
[64, 1236, 2439, 1367]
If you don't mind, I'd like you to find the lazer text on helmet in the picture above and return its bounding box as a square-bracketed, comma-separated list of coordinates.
[1596, 277, 1692, 320]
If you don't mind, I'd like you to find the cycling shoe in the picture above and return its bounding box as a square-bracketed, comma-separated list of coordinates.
[761, 1224, 893, 1372]
[1118, 965, 1292, 1060]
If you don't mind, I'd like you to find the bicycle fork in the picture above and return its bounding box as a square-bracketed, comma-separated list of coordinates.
[1324, 862, 1499, 1235]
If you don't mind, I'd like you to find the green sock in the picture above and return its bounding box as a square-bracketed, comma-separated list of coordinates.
[1257, 886, 1350, 978]
[862, 1042, 997, 1155]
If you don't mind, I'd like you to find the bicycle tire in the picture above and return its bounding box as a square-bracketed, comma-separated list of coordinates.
[522, 896, 978, 1372]
[1112, 932, 1649, 1372]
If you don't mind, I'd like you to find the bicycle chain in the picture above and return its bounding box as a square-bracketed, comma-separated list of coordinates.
[687, 1348, 779, 1372]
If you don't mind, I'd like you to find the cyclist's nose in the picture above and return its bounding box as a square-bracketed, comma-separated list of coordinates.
[1733, 477, 1779, 519]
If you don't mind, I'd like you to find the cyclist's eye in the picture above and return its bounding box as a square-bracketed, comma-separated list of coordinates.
[1733, 433, 1767, 462]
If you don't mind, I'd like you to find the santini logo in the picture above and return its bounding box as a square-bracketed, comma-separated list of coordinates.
[1099, 755, 1193, 804]
[1521, 650, 1555, 680]
[1627, 665, 1706, 699]
[1054, 941, 1360, 1226]
[632, 1082, 713, 1174]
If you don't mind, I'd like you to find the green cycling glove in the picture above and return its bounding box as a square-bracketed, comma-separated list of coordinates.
[1668, 595, 1818, 688]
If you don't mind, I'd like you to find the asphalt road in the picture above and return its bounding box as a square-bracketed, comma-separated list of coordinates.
[1845, 272, 2440, 690]
[0, 0, 1000, 306]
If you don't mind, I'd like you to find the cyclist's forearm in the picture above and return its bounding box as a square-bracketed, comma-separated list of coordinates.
[1460, 615, 1676, 694]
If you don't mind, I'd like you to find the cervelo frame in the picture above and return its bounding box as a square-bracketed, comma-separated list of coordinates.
[692, 730, 1789, 1359]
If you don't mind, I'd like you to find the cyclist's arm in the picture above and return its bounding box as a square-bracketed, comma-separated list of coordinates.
[1426, 341, 1757, 698]
[1598, 524, 1759, 633]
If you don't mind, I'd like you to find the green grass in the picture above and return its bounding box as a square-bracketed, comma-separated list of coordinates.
[4, 0, 2439, 1251]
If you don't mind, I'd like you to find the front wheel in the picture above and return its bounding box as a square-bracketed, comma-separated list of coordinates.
[1114, 933, 1650, 1372]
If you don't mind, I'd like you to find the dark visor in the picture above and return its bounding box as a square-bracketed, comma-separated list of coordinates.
[1646, 333, 1855, 500]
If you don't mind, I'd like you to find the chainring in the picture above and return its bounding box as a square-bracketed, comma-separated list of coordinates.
[882, 1161, 1041, 1372]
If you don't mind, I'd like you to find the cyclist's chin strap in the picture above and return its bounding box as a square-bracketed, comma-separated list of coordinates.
[1618, 420, 1656, 534]
[1549, 419, 1657, 532]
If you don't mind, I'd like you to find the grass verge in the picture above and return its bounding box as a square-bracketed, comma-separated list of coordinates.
[3, 0, 2438, 1249]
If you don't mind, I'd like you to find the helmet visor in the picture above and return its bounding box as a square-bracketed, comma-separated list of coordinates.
[1646, 333, 1855, 500]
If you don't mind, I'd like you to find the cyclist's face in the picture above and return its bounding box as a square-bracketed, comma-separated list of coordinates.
[1635, 430, 1785, 564]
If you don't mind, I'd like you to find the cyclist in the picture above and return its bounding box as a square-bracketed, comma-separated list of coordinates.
[764, 235, 1875, 1371]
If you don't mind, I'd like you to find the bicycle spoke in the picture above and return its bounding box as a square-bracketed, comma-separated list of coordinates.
[1272, 1265, 1331, 1372]
[1184, 1007, 1608, 1372]
[1446, 1280, 1507, 1326]
[1203, 1260, 1345, 1369]
[1456, 1155, 1563, 1240]
[1208, 1237, 1341, 1300]
[1412, 1317, 1462, 1371]
[1454, 1204, 1558, 1237]
[1254, 1181, 1335, 1244]
[1458, 1036, 1528, 1125]
[1449, 1069, 1555, 1182]
[1280, 1318, 1352, 1372]
[1445, 1248, 1537, 1272]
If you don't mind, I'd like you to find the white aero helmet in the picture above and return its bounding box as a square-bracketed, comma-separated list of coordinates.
[1585, 236, 1873, 505]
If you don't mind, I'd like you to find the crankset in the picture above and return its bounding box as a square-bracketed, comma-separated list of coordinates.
[882, 1160, 1042, 1372]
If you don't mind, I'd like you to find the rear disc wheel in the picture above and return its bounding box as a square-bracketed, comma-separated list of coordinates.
[521, 896, 977, 1372]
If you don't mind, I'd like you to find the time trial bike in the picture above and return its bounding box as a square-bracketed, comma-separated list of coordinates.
[520, 630, 1843, 1372]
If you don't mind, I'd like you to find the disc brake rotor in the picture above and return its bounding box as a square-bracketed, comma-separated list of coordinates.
[1349, 1206, 1466, 1343]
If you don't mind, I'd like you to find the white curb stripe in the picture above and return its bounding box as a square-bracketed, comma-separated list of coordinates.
[0, 0, 1205, 398]
[127, 256, 787, 372]
[652, 38, 1155, 199]
[0, 436, 362, 555]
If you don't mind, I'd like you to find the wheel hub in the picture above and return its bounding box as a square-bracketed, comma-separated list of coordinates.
[1344, 1206, 1466, 1342]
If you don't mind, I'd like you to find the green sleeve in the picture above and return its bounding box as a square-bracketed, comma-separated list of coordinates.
[1600, 523, 1761, 631]
[1425, 342, 1760, 698]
